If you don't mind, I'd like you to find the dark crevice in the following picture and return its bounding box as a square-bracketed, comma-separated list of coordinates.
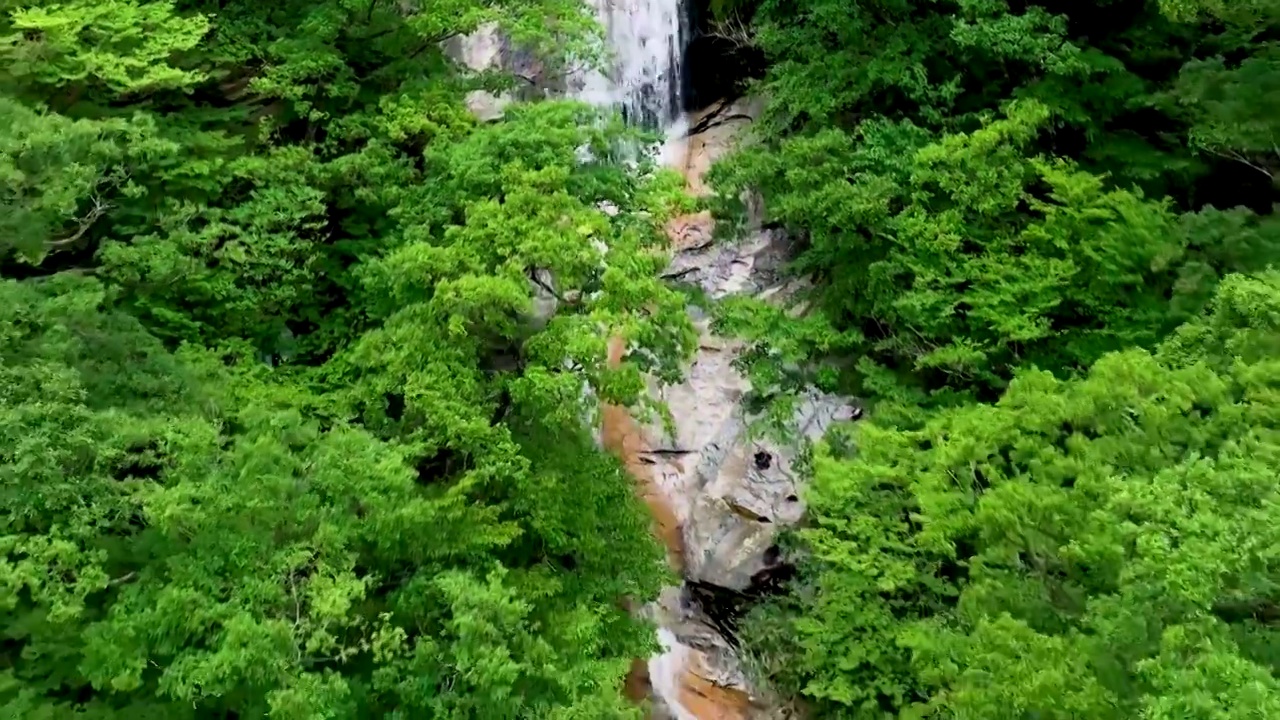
[681, 0, 766, 113]
[753, 450, 773, 470]
[682, 544, 797, 645]
[686, 581, 752, 644]
[384, 393, 405, 422]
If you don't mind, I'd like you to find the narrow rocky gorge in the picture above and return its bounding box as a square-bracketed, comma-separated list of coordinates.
[606, 98, 853, 720]
[453, 15, 851, 719]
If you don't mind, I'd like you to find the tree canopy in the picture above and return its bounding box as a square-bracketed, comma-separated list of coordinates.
[6, 0, 1280, 715]
[0, 0, 698, 716]
[0, 275, 675, 718]
[745, 273, 1280, 718]
[704, 0, 1280, 716]
[709, 0, 1280, 401]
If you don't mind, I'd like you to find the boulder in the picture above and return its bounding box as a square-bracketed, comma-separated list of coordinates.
[678, 662, 754, 720]
[676, 96, 762, 196]
[682, 390, 852, 590]
[665, 210, 716, 253]
[664, 225, 789, 299]
[649, 222, 855, 592]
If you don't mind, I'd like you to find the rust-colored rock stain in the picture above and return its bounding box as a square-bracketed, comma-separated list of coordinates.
[604, 335, 681, 717]
[679, 667, 753, 720]
[604, 336, 754, 719]
[602, 335, 686, 572]
[610, 106, 759, 718]
[624, 657, 654, 704]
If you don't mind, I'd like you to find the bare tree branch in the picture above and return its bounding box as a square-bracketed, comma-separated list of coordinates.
[1210, 148, 1274, 180]
[108, 571, 138, 587]
[704, 14, 757, 51]
[45, 195, 112, 251]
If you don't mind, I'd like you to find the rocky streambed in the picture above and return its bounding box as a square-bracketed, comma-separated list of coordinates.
[447, 21, 849, 720]
[600, 99, 854, 720]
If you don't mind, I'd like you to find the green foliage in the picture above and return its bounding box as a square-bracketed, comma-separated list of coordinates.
[708, 0, 1280, 404]
[714, 100, 1200, 395]
[722, 0, 1280, 711]
[0, 274, 672, 716]
[7, 0, 1280, 715]
[746, 273, 1280, 718]
[0, 0, 208, 93]
[344, 110, 695, 433]
[0, 0, 699, 715]
[711, 293, 862, 434]
[0, 96, 136, 264]
[0, 0, 612, 354]
[1170, 45, 1280, 176]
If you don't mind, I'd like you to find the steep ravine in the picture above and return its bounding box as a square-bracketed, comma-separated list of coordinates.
[602, 100, 854, 720]
[451, 17, 849, 719]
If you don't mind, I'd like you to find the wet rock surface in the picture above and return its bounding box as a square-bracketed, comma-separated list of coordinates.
[673, 97, 762, 197]
[635, 97, 853, 719]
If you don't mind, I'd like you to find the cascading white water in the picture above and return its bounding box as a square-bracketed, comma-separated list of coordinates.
[650, 628, 702, 720]
[570, 0, 688, 129]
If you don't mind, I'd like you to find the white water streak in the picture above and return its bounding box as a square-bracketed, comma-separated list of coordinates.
[649, 628, 702, 720]
[571, 0, 688, 129]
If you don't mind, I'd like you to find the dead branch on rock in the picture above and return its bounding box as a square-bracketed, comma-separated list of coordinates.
[685, 97, 754, 138]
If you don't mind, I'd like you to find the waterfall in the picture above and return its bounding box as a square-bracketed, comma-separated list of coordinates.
[570, 0, 688, 129]
[649, 628, 702, 720]
[570, 4, 753, 719]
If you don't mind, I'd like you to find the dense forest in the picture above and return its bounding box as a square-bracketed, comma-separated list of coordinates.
[710, 0, 1280, 717]
[3, 0, 1280, 718]
[0, 0, 698, 716]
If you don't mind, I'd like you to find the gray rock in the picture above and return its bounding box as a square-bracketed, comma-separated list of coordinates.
[644, 224, 854, 592]
[681, 390, 853, 590]
[445, 24, 561, 120]
[665, 226, 791, 299]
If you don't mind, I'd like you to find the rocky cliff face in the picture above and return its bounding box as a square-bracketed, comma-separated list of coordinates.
[646, 227, 854, 594]
[643, 247, 850, 720]
[630, 99, 853, 720]
[444, 24, 557, 121]
[448, 32, 841, 708]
